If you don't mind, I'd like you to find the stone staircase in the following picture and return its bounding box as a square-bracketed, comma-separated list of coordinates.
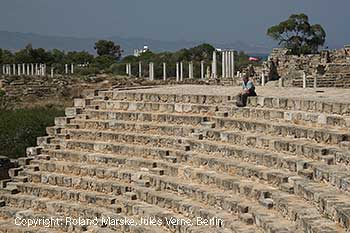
[1, 88, 350, 232]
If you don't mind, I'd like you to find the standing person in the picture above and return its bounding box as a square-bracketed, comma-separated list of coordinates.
[236, 76, 257, 107]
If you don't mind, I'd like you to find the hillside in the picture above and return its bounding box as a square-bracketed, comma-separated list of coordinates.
[0, 31, 271, 55]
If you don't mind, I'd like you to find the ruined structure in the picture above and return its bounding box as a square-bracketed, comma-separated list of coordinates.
[1, 85, 350, 232]
[264, 46, 350, 88]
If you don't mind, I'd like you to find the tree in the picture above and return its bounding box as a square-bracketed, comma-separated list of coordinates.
[92, 55, 116, 70]
[1, 49, 15, 64]
[65, 51, 94, 64]
[267, 13, 326, 55]
[188, 43, 215, 61]
[94, 40, 123, 60]
[51, 49, 65, 64]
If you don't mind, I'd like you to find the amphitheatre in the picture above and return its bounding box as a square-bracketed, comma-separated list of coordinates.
[1, 45, 350, 233]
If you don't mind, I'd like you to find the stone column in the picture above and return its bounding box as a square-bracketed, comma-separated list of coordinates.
[279, 78, 284, 88]
[212, 51, 217, 79]
[34, 64, 37, 75]
[22, 64, 25, 75]
[12, 64, 15, 76]
[228, 51, 233, 77]
[26, 64, 30, 76]
[139, 62, 142, 78]
[176, 62, 180, 82]
[44, 64, 47, 76]
[231, 51, 235, 77]
[51, 67, 54, 78]
[18, 64, 21, 76]
[223, 51, 227, 78]
[313, 73, 317, 88]
[226, 51, 231, 78]
[31, 64, 34, 76]
[126, 63, 129, 75]
[190, 62, 194, 79]
[201, 61, 204, 80]
[65, 64, 68, 74]
[180, 62, 183, 81]
[127, 64, 131, 77]
[303, 72, 307, 88]
[71, 64, 74, 74]
[2, 65, 5, 75]
[163, 63, 166, 81]
[222, 51, 225, 78]
[149, 62, 154, 81]
[261, 72, 265, 86]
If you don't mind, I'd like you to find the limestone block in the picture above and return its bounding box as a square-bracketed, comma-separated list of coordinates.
[323, 102, 333, 114]
[257, 97, 265, 107]
[317, 114, 327, 125]
[74, 98, 90, 108]
[65, 107, 82, 117]
[36, 136, 52, 146]
[182, 104, 192, 113]
[26, 147, 42, 156]
[174, 104, 183, 113]
[278, 98, 288, 109]
[247, 97, 257, 107]
[54, 117, 72, 126]
[284, 112, 293, 121]
[128, 103, 137, 111]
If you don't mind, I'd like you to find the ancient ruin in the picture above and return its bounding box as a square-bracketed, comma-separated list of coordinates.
[1, 83, 350, 232]
[259, 46, 350, 88]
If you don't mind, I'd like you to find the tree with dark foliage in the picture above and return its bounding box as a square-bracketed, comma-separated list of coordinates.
[267, 13, 326, 55]
[94, 40, 123, 60]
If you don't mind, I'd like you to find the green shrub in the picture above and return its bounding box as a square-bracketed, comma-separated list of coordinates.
[0, 106, 64, 159]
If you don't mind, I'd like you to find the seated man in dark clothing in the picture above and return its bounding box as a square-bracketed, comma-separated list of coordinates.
[236, 76, 257, 107]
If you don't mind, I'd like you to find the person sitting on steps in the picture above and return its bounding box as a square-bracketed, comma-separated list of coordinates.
[236, 76, 257, 107]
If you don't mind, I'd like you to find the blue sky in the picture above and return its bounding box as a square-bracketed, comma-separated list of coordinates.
[0, 0, 349, 48]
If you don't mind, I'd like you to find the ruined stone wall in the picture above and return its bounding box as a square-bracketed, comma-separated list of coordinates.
[265, 46, 350, 87]
[0, 75, 115, 108]
[0, 75, 217, 108]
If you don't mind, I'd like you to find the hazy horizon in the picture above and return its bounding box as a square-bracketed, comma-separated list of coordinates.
[1, 0, 349, 48]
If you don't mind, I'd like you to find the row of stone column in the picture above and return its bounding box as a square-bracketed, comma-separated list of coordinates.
[212, 50, 236, 78]
[221, 50, 235, 78]
[1, 64, 47, 76]
[1, 63, 75, 76]
[125, 61, 207, 81]
[65, 64, 74, 74]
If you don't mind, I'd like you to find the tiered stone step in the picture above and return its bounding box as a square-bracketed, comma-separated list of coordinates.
[247, 96, 349, 116]
[31, 152, 301, 232]
[2, 89, 350, 232]
[83, 110, 349, 145]
[57, 132, 350, 228]
[20, 162, 262, 232]
[40, 147, 343, 232]
[63, 127, 350, 190]
[90, 99, 350, 128]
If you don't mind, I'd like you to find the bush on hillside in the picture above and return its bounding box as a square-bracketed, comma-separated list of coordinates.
[0, 106, 64, 159]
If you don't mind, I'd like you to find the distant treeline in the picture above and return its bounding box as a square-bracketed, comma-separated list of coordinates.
[0, 40, 261, 77]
